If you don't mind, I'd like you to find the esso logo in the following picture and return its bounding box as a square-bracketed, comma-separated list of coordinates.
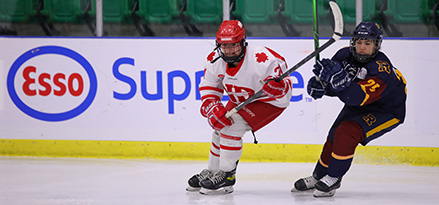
[7, 46, 97, 121]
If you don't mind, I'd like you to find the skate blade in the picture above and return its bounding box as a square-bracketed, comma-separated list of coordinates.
[291, 187, 314, 192]
[313, 189, 336, 197]
[199, 186, 234, 195]
[186, 186, 201, 192]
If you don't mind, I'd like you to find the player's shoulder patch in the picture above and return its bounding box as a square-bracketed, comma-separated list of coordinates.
[374, 60, 392, 74]
[207, 51, 216, 62]
[370, 52, 393, 74]
[255, 52, 269, 63]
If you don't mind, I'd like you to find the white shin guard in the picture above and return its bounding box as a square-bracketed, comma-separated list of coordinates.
[207, 131, 220, 171]
[207, 114, 251, 172]
[219, 114, 250, 172]
[219, 134, 243, 172]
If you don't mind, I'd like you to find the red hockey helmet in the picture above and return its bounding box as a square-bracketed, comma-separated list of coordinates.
[215, 20, 247, 63]
[216, 20, 246, 44]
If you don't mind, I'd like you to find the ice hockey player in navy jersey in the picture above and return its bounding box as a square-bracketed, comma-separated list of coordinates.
[292, 22, 407, 197]
[185, 20, 292, 195]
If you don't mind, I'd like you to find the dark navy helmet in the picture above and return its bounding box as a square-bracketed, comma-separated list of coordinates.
[350, 22, 383, 63]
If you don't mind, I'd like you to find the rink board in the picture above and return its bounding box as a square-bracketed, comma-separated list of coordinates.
[1, 139, 438, 166]
[0, 37, 438, 166]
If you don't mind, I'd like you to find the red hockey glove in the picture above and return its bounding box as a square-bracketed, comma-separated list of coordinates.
[208, 106, 233, 131]
[262, 77, 289, 99]
[200, 99, 222, 118]
[200, 99, 233, 131]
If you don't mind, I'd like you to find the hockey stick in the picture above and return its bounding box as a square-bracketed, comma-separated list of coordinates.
[225, 1, 343, 118]
[313, 0, 324, 84]
[313, 0, 320, 64]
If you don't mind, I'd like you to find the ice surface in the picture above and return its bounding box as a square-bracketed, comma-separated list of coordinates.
[0, 157, 438, 205]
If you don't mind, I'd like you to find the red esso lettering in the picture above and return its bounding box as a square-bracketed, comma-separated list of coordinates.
[22, 66, 84, 97]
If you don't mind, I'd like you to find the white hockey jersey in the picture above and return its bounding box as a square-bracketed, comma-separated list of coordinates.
[199, 43, 292, 108]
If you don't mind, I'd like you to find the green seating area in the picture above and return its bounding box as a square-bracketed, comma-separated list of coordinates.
[183, 0, 223, 24]
[1, 0, 438, 37]
[379, 0, 429, 23]
[89, 0, 135, 23]
[336, 0, 376, 23]
[136, 0, 180, 24]
[39, 0, 88, 23]
[0, 0, 38, 23]
[232, 0, 277, 24]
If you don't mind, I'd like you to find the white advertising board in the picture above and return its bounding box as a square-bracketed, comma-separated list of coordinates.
[0, 37, 437, 147]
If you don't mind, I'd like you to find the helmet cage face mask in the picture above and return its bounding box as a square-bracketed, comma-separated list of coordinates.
[350, 22, 383, 63]
[216, 20, 247, 63]
[216, 40, 247, 63]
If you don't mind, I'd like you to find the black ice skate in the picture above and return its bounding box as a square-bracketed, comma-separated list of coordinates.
[199, 170, 235, 195]
[313, 175, 342, 197]
[291, 176, 318, 192]
[186, 169, 213, 191]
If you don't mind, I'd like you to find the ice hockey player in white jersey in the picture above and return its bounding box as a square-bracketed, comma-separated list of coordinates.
[186, 20, 293, 195]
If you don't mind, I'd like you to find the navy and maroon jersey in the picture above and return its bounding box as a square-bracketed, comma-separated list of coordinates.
[327, 47, 407, 122]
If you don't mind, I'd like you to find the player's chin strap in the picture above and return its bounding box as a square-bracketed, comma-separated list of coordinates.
[210, 45, 222, 64]
[210, 42, 248, 64]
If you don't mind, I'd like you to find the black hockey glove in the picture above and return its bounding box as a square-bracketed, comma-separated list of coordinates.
[312, 60, 323, 76]
[319, 59, 351, 92]
[307, 76, 325, 100]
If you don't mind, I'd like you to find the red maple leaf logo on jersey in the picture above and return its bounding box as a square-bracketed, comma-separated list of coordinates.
[256, 52, 268, 63]
[207, 52, 216, 62]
